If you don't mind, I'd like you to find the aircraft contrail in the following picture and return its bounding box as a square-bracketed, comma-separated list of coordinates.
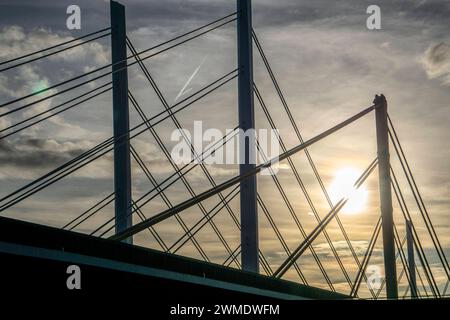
[174, 55, 208, 102]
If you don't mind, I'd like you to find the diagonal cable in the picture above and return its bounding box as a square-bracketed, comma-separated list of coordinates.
[252, 29, 367, 288]
[350, 217, 381, 297]
[273, 158, 378, 278]
[127, 37, 272, 271]
[130, 144, 210, 262]
[255, 138, 334, 289]
[388, 118, 449, 279]
[254, 83, 355, 291]
[390, 168, 440, 297]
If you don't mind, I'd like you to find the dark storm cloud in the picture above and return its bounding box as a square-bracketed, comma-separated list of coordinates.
[0, 137, 86, 169]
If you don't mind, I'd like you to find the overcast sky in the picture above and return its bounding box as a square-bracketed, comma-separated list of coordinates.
[0, 0, 448, 297]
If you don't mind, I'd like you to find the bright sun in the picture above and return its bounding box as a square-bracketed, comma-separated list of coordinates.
[328, 167, 368, 215]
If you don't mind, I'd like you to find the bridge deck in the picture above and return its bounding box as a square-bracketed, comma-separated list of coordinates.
[0, 216, 349, 299]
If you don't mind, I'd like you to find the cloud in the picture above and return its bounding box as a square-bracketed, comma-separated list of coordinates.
[420, 42, 450, 86]
[0, 25, 109, 66]
[310, 240, 383, 259]
[0, 137, 89, 177]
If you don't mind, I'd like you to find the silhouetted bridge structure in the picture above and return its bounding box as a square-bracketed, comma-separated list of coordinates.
[0, 1, 448, 299]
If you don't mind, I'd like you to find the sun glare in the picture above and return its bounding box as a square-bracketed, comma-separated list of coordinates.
[328, 167, 368, 215]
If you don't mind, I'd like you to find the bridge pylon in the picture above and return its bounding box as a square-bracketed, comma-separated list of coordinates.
[110, 0, 132, 244]
[374, 94, 398, 299]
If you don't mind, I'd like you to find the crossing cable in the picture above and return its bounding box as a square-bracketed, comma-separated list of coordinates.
[390, 167, 440, 297]
[129, 143, 210, 263]
[415, 264, 430, 297]
[0, 13, 237, 116]
[255, 138, 334, 289]
[252, 30, 366, 284]
[129, 96, 222, 264]
[94, 126, 239, 238]
[254, 83, 355, 291]
[0, 27, 111, 71]
[396, 245, 420, 299]
[0, 82, 112, 140]
[221, 247, 271, 275]
[374, 232, 430, 299]
[126, 38, 240, 226]
[126, 39, 273, 274]
[388, 117, 449, 279]
[273, 158, 378, 279]
[350, 217, 381, 297]
[128, 97, 211, 261]
[389, 137, 449, 283]
[0, 71, 238, 213]
[166, 185, 272, 276]
[166, 184, 271, 275]
[374, 235, 425, 299]
[129, 88, 269, 271]
[126, 38, 247, 259]
[257, 193, 308, 284]
[0, 31, 111, 73]
[390, 166, 441, 295]
[62, 192, 114, 231]
[390, 178, 432, 298]
[109, 104, 376, 240]
[223, 245, 241, 267]
[393, 223, 419, 298]
[169, 186, 240, 254]
[127, 90, 238, 266]
[399, 261, 429, 298]
[402, 275, 421, 299]
[132, 199, 169, 252]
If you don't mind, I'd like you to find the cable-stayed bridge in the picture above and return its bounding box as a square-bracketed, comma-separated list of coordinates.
[0, 0, 448, 299]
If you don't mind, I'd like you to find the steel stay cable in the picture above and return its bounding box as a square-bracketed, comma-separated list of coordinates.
[274, 159, 378, 278]
[128, 96, 215, 264]
[388, 117, 449, 278]
[63, 192, 114, 230]
[256, 193, 308, 284]
[97, 125, 240, 237]
[0, 32, 111, 73]
[350, 217, 381, 297]
[390, 168, 439, 297]
[393, 223, 418, 298]
[110, 104, 376, 241]
[0, 83, 112, 140]
[254, 83, 354, 291]
[0, 71, 238, 211]
[374, 234, 411, 299]
[126, 38, 247, 267]
[170, 185, 240, 253]
[92, 126, 237, 237]
[223, 245, 241, 266]
[128, 91, 238, 266]
[132, 200, 169, 251]
[130, 146, 208, 261]
[94, 122, 240, 241]
[0, 27, 110, 67]
[0, 15, 237, 114]
[255, 137, 334, 289]
[252, 30, 366, 284]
